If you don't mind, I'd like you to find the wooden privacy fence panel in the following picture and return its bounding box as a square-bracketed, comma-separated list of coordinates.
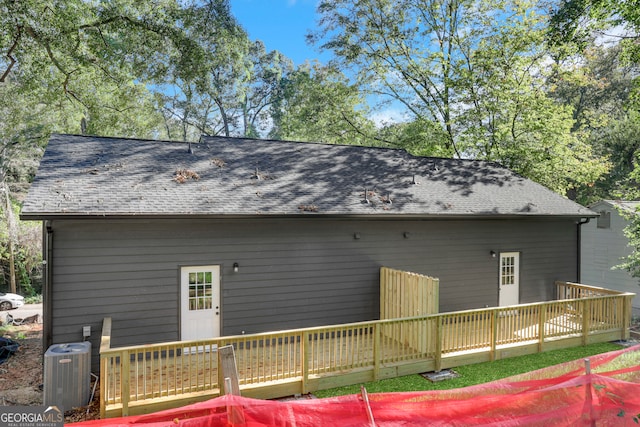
[101, 284, 635, 418]
[380, 267, 439, 357]
[380, 267, 439, 319]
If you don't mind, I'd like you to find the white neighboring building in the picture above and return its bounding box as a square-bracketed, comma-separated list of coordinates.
[581, 200, 640, 316]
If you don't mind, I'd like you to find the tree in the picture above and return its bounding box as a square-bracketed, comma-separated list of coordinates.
[544, 42, 638, 202]
[311, 0, 465, 155]
[1, 1, 243, 142]
[157, 36, 298, 141]
[0, 1, 234, 94]
[599, 114, 640, 279]
[0, 82, 47, 293]
[240, 41, 294, 138]
[550, 0, 640, 277]
[0, 0, 246, 179]
[0, 0, 244, 291]
[312, 0, 608, 194]
[269, 62, 376, 145]
[0, 192, 42, 295]
[573, 111, 640, 203]
[549, 0, 640, 64]
[1, 186, 17, 293]
[455, 9, 608, 194]
[183, 1, 249, 138]
[547, 45, 637, 133]
[376, 119, 452, 157]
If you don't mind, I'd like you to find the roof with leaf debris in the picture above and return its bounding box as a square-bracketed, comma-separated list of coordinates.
[21, 134, 596, 219]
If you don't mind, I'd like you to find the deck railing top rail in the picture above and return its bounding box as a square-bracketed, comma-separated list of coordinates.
[100, 290, 634, 356]
[556, 281, 632, 297]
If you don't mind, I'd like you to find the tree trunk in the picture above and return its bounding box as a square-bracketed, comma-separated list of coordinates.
[3, 186, 17, 293]
[8, 234, 16, 294]
[215, 97, 231, 137]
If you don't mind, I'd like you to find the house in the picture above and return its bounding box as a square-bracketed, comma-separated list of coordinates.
[581, 200, 640, 315]
[21, 134, 596, 368]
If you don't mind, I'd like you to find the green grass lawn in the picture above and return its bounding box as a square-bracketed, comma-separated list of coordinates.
[313, 342, 623, 398]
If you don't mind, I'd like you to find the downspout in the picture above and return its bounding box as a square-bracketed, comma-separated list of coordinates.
[577, 218, 591, 283]
[43, 221, 53, 351]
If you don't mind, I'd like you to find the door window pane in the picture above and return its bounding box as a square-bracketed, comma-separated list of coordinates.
[188, 269, 214, 311]
[501, 256, 516, 285]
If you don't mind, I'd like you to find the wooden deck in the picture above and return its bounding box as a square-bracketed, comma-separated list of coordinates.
[100, 282, 634, 418]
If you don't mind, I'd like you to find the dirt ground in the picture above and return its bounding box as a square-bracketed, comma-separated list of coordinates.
[0, 323, 100, 423]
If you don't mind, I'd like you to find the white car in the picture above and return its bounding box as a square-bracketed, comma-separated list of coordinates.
[0, 292, 24, 311]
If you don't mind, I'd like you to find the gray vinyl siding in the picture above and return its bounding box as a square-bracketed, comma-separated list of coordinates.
[48, 217, 577, 369]
[581, 203, 640, 315]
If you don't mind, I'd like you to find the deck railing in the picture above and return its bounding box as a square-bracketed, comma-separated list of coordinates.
[100, 281, 634, 418]
[556, 281, 627, 299]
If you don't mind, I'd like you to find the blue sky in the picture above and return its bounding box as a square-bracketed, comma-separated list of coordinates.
[230, 0, 405, 125]
[230, 0, 329, 66]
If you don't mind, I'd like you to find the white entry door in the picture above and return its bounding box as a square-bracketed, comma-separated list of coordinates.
[499, 252, 520, 307]
[181, 265, 220, 341]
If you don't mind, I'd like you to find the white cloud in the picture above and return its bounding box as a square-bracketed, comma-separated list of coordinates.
[369, 108, 408, 128]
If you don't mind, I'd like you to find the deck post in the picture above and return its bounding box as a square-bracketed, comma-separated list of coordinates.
[121, 349, 130, 417]
[99, 356, 107, 419]
[99, 317, 112, 419]
[373, 323, 381, 381]
[555, 281, 567, 300]
[301, 331, 309, 394]
[623, 295, 632, 340]
[582, 299, 591, 346]
[538, 306, 546, 352]
[434, 316, 442, 372]
[490, 310, 498, 361]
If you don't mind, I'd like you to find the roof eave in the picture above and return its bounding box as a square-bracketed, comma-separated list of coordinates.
[20, 211, 599, 221]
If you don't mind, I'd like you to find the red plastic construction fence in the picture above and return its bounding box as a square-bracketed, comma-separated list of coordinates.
[72, 343, 640, 426]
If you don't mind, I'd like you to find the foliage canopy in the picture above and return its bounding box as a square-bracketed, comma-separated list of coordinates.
[3, 0, 640, 285]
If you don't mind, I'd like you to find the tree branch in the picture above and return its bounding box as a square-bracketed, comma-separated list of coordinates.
[0, 26, 22, 83]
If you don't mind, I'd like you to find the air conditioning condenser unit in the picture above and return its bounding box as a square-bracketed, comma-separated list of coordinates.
[44, 342, 91, 410]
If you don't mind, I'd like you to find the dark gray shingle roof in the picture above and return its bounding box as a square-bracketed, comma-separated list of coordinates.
[21, 134, 595, 219]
